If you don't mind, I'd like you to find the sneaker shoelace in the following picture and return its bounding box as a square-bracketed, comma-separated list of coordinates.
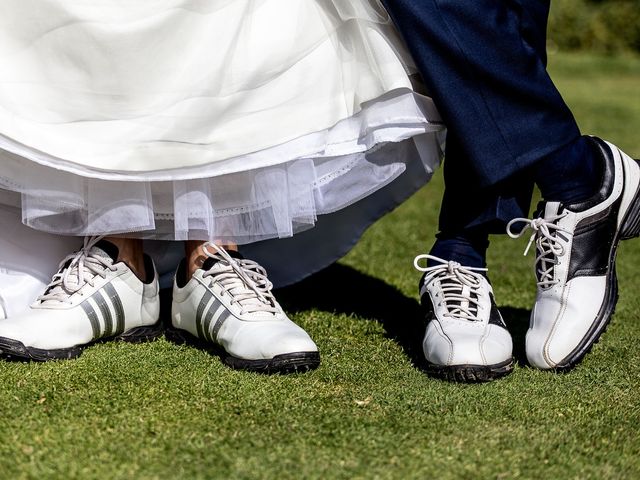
[38, 235, 117, 304]
[506, 213, 570, 289]
[414, 254, 488, 321]
[201, 243, 279, 316]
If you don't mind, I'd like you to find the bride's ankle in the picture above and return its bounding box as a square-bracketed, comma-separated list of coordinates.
[103, 237, 146, 280]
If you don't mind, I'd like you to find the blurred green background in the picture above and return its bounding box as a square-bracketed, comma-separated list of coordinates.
[549, 0, 640, 53]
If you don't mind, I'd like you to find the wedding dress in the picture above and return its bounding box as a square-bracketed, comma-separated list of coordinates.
[0, 0, 444, 315]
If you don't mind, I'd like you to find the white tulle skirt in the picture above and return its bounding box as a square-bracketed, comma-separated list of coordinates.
[0, 0, 443, 242]
[0, 0, 445, 314]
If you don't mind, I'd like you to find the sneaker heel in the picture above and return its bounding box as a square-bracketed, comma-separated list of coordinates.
[620, 159, 640, 240]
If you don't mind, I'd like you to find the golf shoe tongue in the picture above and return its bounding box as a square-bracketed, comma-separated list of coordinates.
[543, 201, 563, 219]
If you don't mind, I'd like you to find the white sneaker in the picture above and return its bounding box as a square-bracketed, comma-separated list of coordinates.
[414, 255, 514, 382]
[168, 243, 320, 373]
[507, 138, 640, 370]
[0, 237, 161, 361]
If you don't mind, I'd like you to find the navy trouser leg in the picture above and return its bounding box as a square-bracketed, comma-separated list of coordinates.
[383, 0, 581, 187]
[437, 0, 549, 234]
[438, 134, 535, 236]
[384, 0, 583, 239]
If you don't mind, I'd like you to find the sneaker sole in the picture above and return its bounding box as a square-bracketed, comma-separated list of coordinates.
[165, 325, 320, 374]
[425, 358, 514, 383]
[223, 351, 321, 374]
[554, 156, 640, 371]
[0, 321, 163, 362]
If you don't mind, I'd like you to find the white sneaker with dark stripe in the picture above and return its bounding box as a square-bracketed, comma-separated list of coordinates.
[0, 237, 161, 361]
[168, 244, 320, 373]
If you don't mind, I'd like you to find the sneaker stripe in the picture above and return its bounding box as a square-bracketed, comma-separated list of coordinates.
[103, 283, 125, 335]
[81, 301, 101, 339]
[201, 300, 220, 343]
[211, 309, 231, 342]
[196, 291, 213, 340]
[94, 290, 114, 337]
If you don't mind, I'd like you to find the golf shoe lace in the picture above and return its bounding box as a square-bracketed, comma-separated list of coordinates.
[414, 254, 488, 321]
[506, 213, 570, 289]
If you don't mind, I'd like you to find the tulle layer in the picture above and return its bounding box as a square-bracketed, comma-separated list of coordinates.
[0, 151, 433, 317]
[0, 91, 443, 241]
[0, 0, 444, 241]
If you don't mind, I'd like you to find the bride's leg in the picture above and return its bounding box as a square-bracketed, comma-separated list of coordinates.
[104, 237, 146, 280]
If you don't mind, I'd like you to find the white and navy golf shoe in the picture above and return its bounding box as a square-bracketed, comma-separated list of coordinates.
[414, 255, 514, 382]
[508, 138, 640, 370]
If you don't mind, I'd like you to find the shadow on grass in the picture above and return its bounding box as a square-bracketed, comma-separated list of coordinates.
[158, 264, 532, 369]
[499, 306, 531, 366]
[278, 264, 534, 368]
[276, 263, 428, 369]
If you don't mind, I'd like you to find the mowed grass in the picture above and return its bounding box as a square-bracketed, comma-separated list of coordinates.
[1, 52, 639, 479]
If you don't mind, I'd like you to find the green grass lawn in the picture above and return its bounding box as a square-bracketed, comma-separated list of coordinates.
[1, 52, 639, 479]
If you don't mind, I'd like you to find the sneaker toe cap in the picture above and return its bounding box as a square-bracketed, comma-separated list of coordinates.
[527, 279, 607, 369]
[224, 319, 318, 361]
[267, 330, 318, 358]
[0, 310, 92, 350]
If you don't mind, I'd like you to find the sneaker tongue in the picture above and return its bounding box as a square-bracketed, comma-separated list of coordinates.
[201, 249, 244, 271]
[440, 278, 477, 317]
[86, 246, 116, 265]
[94, 240, 119, 262]
[535, 201, 564, 285]
[201, 251, 275, 315]
[65, 246, 114, 283]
